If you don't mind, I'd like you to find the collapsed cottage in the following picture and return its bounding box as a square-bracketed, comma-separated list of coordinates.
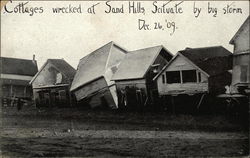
[154, 46, 233, 96]
[30, 59, 76, 107]
[70, 41, 127, 109]
[0, 56, 38, 106]
[111, 46, 173, 109]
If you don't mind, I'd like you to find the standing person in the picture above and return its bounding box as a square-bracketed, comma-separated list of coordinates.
[17, 98, 22, 111]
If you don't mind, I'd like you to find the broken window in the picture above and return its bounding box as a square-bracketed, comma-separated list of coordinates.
[166, 71, 181, 83]
[182, 70, 197, 83]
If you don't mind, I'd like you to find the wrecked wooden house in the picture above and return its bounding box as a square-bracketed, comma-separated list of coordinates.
[111, 46, 173, 110]
[70, 41, 127, 109]
[30, 59, 76, 107]
[153, 46, 232, 113]
[229, 16, 250, 94]
[0, 56, 38, 106]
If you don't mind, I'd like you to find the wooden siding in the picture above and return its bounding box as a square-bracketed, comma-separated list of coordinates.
[116, 79, 146, 90]
[33, 86, 71, 107]
[1, 74, 33, 81]
[115, 79, 147, 108]
[231, 19, 250, 87]
[74, 77, 108, 101]
[32, 62, 69, 89]
[158, 83, 208, 95]
[1, 84, 32, 98]
[233, 22, 249, 54]
[88, 89, 117, 109]
[232, 53, 250, 86]
[0, 74, 33, 99]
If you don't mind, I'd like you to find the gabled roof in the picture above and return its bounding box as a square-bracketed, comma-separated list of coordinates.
[154, 46, 232, 80]
[112, 45, 173, 81]
[179, 46, 232, 76]
[0, 57, 38, 76]
[70, 41, 127, 91]
[230, 16, 250, 44]
[30, 59, 76, 84]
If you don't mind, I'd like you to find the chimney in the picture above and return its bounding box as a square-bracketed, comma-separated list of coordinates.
[33, 54, 35, 61]
[32, 54, 37, 65]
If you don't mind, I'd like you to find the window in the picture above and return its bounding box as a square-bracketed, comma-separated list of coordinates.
[59, 90, 66, 100]
[198, 72, 201, 82]
[162, 74, 165, 84]
[166, 71, 181, 83]
[56, 73, 62, 84]
[182, 70, 197, 83]
[240, 65, 248, 82]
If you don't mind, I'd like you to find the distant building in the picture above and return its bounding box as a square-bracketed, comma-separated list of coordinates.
[30, 59, 76, 107]
[154, 46, 232, 96]
[0, 56, 38, 105]
[229, 16, 250, 93]
[112, 46, 173, 109]
[70, 41, 127, 109]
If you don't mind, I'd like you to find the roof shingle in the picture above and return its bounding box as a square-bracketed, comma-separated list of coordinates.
[179, 46, 233, 76]
[112, 46, 173, 80]
[70, 41, 127, 91]
[0, 57, 38, 76]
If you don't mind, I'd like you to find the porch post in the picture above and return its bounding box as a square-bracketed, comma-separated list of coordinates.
[171, 95, 175, 115]
[180, 71, 183, 84]
[69, 86, 72, 107]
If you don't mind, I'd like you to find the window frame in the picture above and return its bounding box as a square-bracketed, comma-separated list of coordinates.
[166, 71, 181, 84]
[182, 70, 197, 83]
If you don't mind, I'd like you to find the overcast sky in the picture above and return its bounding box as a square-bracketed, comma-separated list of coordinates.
[1, 1, 249, 69]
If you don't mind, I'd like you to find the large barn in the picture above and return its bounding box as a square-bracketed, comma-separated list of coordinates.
[70, 41, 127, 109]
[0, 56, 38, 106]
[30, 59, 76, 107]
[112, 45, 173, 110]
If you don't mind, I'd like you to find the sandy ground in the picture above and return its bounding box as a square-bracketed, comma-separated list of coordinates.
[1, 128, 248, 140]
[0, 107, 249, 157]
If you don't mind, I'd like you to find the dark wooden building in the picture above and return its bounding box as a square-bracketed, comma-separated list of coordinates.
[111, 45, 173, 109]
[0, 56, 38, 106]
[70, 41, 127, 109]
[30, 59, 76, 107]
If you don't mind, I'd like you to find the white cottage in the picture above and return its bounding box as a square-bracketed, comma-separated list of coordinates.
[154, 46, 233, 96]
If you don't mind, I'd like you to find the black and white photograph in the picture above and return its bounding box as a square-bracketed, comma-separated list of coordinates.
[0, 0, 249, 157]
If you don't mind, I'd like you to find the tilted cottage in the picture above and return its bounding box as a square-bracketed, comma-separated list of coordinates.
[70, 41, 127, 109]
[111, 46, 173, 109]
[30, 59, 76, 107]
[0, 56, 38, 106]
[154, 46, 233, 96]
[229, 16, 250, 93]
